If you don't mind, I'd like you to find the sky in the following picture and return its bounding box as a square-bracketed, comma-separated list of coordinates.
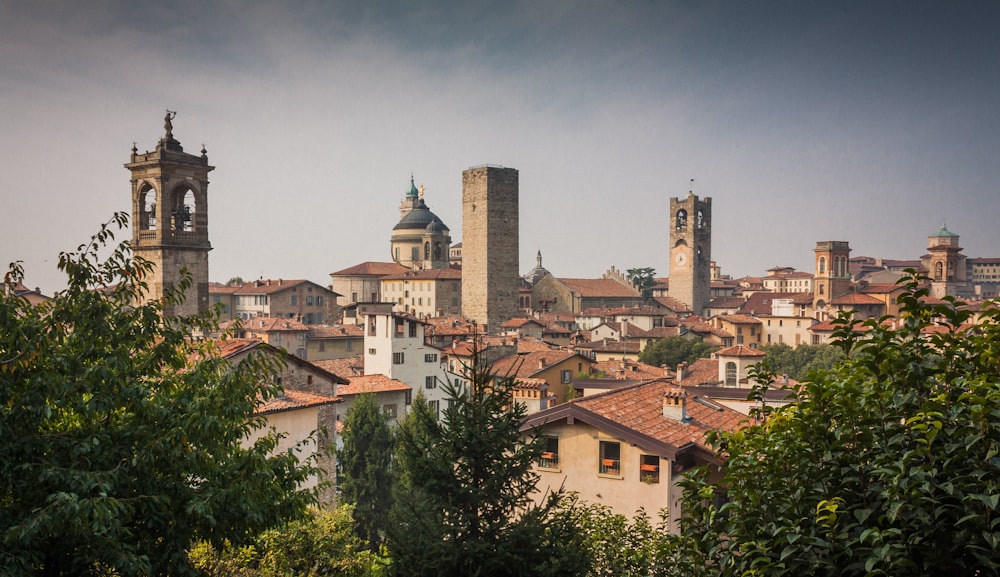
[2, 0, 999, 295]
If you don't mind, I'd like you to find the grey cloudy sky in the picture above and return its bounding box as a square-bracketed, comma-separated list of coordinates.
[3, 0, 999, 294]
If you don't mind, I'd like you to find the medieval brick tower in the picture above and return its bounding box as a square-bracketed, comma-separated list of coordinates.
[125, 111, 212, 317]
[812, 241, 851, 308]
[461, 166, 519, 333]
[668, 192, 711, 315]
[923, 225, 969, 298]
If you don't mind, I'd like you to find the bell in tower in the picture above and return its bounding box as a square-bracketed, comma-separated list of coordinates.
[125, 111, 213, 317]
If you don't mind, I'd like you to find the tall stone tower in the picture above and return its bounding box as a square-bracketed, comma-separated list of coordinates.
[461, 166, 519, 333]
[812, 241, 851, 307]
[125, 111, 212, 317]
[668, 192, 711, 315]
[923, 225, 969, 298]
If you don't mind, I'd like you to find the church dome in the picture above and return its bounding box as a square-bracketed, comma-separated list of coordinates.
[425, 219, 446, 233]
[393, 199, 449, 231]
[524, 250, 551, 286]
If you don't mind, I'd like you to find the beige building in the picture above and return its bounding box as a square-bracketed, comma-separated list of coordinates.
[305, 324, 364, 361]
[491, 349, 594, 405]
[521, 380, 744, 527]
[710, 314, 763, 347]
[380, 267, 462, 318]
[212, 279, 340, 325]
[329, 261, 410, 309]
[532, 275, 642, 315]
[391, 177, 452, 271]
[762, 267, 813, 293]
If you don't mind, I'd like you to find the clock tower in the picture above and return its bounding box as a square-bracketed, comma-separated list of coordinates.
[669, 191, 711, 315]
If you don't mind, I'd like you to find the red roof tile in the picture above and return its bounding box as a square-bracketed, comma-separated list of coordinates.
[256, 389, 341, 415]
[337, 374, 411, 396]
[331, 261, 409, 276]
[716, 345, 766, 357]
[557, 278, 640, 298]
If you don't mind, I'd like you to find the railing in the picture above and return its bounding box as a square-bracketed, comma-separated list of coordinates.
[599, 458, 620, 476]
[538, 452, 559, 469]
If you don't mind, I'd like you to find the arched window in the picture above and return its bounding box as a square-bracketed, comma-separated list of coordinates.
[725, 362, 737, 387]
[171, 188, 195, 232]
[935, 262, 943, 280]
[424, 242, 430, 259]
[819, 257, 826, 274]
[675, 209, 687, 231]
[697, 210, 705, 229]
[139, 185, 157, 230]
[434, 242, 442, 260]
[697, 246, 704, 263]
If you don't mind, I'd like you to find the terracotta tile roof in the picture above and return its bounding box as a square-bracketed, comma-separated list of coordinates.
[716, 345, 766, 358]
[231, 279, 310, 295]
[574, 339, 642, 354]
[792, 293, 816, 305]
[542, 324, 572, 336]
[524, 379, 746, 458]
[380, 267, 462, 281]
[651, 296, 692, 313]
[592, 321, 649, 338]
[307, 324, 364, 338]
[516, 338, 561, 353]
[214, 337, 266, 358]
[592, 359, 673, 380]
[707, 296, 746, 309]
[675, 358, 723, 386]
[808, 320, 872, 333]
[557, 278, 640, 298]
[642, 326, 681, 339]
[501, 317, 545, 329]
[739, 292, 801, 316]
[828, 292, 883, 306]
[331, 261, 410, 276]
[858, 283, 902, 295]
[492, 349, 580, 379]
[715, 314, 761, 325]
[255, 389, 341, 415]
[679, 317, 733, 339]
[311, 356, 364, 378]
[336, 373, 411, 396]
[424, 316, 478, 337]
[198, 338, 348, 385]
[208, 282, 240, 294]
[514, 377, 549, 390]
[242, 317, 310, 332]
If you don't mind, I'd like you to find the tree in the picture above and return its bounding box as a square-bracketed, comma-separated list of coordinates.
[760, 342, 845, 381]
[225, 276, 246, 287]
[626, 267, 657, 297]
[337, 393, 394, 552]
[189, 505, 387, 577]
[665, 276, 1000, 576]
[0, 214, 319, 577]
[387, 354, 589, 577]
[639, 335, 718, 369]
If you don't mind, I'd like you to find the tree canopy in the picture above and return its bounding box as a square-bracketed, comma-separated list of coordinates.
[387, 355, 588, 577]
[337, 392, 394, 552]
[0, 215, 318, 577]
[667, 277, 1000, 576]
[759, 342, 845, 381]
[626, 267, 657, 297]
[639, 335, 718, 369]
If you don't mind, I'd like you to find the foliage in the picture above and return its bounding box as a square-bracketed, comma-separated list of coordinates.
[0, 214, 319, 577]
[572, 500, 673, 577]
[387, 354, 589, 577]
[626, 267, 657, 297]
[639, 335, 718, 369]
[226, 276, 246, 287]
[337, 393, 394, 552]
[670, 275, 1000, 576]
[760, 342, 845, 381]
[189, 505, 387, 577]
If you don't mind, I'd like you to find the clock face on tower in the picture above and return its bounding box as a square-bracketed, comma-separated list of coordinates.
[674, 251, 688, 268]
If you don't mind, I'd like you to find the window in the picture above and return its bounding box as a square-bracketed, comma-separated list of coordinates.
[383, 404, 398, 419]
[351, 292, 358, 302]
[345, 340, 353, 352]
[428, 400, 440, 417]
[640, 454, 660, 483]
[539, 436, 559, 469]
[425, 353, 437, 362]
[725, 362, 737, 386]
[393, 352, 405, 364]
[395, 317, 405, 336]
[409, 322, 418, 338]
[318, 341, 326, 352]
[425, 376, 436, 389]
[368, 348, 377, 355]
[405, 390, 412, 405]
[561, 370, 571, 384]
[306, 296, 314, 305]
[368, 318, 377, 336]
[307, 375, 314, 385]
[290, 295, 297, 306]
[316, 296, 323, 306]
[599, 441, 621, 476]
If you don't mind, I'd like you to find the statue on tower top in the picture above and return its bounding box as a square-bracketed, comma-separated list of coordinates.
[164, 110, 177, 139]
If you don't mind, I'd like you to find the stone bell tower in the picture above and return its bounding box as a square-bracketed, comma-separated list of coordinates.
[125, 111, 213, 317]
[668, 191, 711, 316]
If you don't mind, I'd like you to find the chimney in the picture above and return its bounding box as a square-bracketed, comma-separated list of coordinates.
[538, 357, 546, 369]
[539, 383, 549, 411]
[278, 278, 283, 286]
[663, 388, 689, 422]
[266, 279, 271, 286]
[675, 362, 687, 383]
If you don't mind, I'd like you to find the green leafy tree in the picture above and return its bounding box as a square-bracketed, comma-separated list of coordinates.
[387, 356, 589, 577]
[0, 214, 319, 577]
[760, 342, 845, 381]
[639, 335, 718, 369]
[189, 505, 387, 577]
[626, 267, 657, 297]
[666, 275, 1000, 576]
[337, 393, 394, 552]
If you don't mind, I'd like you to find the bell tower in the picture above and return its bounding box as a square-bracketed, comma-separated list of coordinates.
[125, 111, 213, 317]
[668, 191, 711, 315]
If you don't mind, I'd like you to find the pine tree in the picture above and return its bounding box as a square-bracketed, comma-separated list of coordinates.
[387, 354, 588, 577]
[337, 393, 394, 552]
